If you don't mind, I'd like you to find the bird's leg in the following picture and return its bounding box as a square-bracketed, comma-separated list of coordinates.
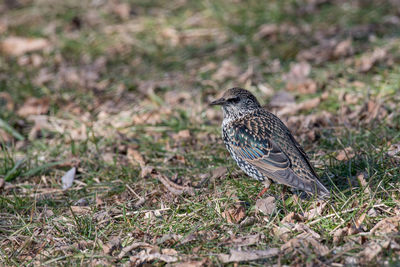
[256, 179, 271, 199]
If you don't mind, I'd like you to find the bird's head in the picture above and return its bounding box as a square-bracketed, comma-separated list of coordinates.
[210, 88, 261, 119]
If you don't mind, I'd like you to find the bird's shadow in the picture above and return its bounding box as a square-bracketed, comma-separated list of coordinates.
[319, 154, 396, 198]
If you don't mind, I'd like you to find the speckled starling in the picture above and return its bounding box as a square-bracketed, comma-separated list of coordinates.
[210, 87, 329, 198]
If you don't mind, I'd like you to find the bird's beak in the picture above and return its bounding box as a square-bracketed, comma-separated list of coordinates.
[209, 98, 226, 106]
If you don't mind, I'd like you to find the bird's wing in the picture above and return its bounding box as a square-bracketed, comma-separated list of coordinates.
[227, 123, 292, 184]
[286, 130, 320, 178]
[227, 121, 327, 195]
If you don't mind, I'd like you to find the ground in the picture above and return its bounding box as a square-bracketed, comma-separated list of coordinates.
[1, 0, 400, 266]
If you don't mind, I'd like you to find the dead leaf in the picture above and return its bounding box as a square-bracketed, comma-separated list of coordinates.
[336, 147, 355, 161]
[225, 234, 261, 247]
[285, 61, 311, 83]
[277, 97, 320, 116]
[218, 248, 279, 263]
[62, 167, 76, 190]
[130, 250, 178, 264]
[274, 222, 321, 242]
[356, 48, 387, 72]
[304, 201, 326, 220]
[17, 97, 49, 117]
[255, 196, 276, 215]
[0, 178, 4, 190]
[355, 213, 366, 229]
[370, 215, 400, 235]
[287, 79, 317, 94]
[103, 237, 122, 255]
[359, 239, 390, 263]
[0, 129, 12, 143]
[156, 173, 195, 196]
[269, 91, 295, 108]
[222, 203, 246, 224]
[171, 259, 207, 267]
[333, 39, 353, 58]
[333, 227, 349, 245]
[254, 24, 279, 39]
[161, 248, 178, 256]
[127, 148, 146, 167]
[388, 143, 400, 157]
[172, 129, 191, 141]
[1, 36, 50, 56]
[357, 172, 371, 194]
[281, 212, 305, 223]
[127, 148, 155, 178]
[0, 92, 14, 111]
[211, 166, 227, 180]
[101, 153, 114, 164]
[70, 206, 91, 215]
[281, 234, 329, 256]
[273, 223, 294, 241]
[112, 2, 131, 20]
[117, 242, 155, 260]
[212, 60, 240, 81]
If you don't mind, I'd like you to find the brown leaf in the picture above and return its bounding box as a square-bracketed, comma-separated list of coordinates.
[218, 248, 279, 263]
[273, 223, 294, 241]
[211, 166, 227, 180]
[127, 148, 146, 167]
[255, 196, 276, 215]
[112, 3, 131, 20]
[370, 215, 400, 235]
[0, 129, 12, 143]
[70, 206, 91, 215]
[0, 92, 14, 111]
[269, 91, 295, 108]
[254, 24, 279, 39]
[171, 259, 207, 267]
[388, 143, 400, 157]
[355, 213, 366, 229]
[333, 227, 349, 245]
[224, 234, 261, 247]
[156, 173, 195, 196]
[356, 48, 387, 72]
[103, 237, 122, 255]
[284, 61, 311, 84]
[281, 212, 305, 223]
[172, 129, 191, 141]
[1, 36, 50, 56]
[304, 201, 326, 220]
[281, 234, 329, 256]
[222, 203, 246, 224]
[117, 242, 155, 260]
[212, 60, 240, 82]
[17, 97, 49, 117]
[287, 79, 317, 94]
[277, 97, 320, 116]
[357, 172, 371, 194]
[333, 39, 353, 58]
[161, 248, 178, 256]
[130, 250, 178, 264]
[336, 147, 355, 161]
[359, 239, 390, 263]
[0, 178, 4, 190]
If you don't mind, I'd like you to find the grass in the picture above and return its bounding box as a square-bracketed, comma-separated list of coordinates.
[1, 0, 400, 265]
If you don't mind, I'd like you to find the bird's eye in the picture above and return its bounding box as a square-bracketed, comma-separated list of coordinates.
[227, 97, 240, 103]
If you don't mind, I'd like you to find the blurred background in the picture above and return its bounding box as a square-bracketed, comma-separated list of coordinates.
[1, 0, 400, 265]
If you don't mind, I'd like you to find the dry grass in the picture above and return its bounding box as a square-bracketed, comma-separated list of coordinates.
[1, 0, 400, 266]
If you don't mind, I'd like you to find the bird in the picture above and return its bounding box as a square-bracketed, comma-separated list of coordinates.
[210, 87, 329, 198]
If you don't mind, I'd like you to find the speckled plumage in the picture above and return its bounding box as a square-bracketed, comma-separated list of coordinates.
[210, 88, 329, 197]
